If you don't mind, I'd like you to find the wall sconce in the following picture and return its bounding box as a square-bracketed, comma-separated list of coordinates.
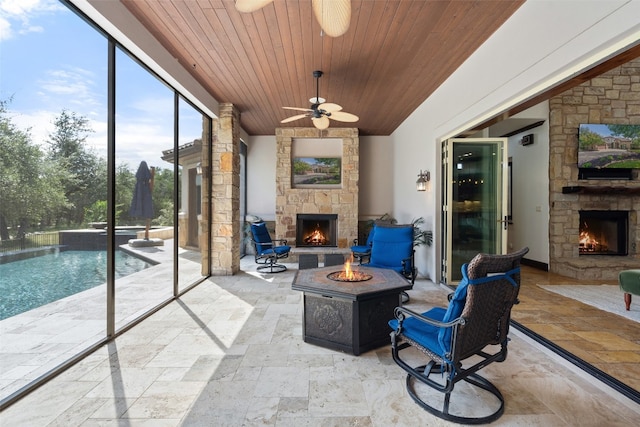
[196, 162, 202, 175]
[416, 170, 430, 191]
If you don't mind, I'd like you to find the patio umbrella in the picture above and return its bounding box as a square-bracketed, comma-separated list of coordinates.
[130, 161, 155, 239]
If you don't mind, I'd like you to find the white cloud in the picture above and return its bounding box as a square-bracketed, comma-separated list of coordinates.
[37, 66, 102, 110]
[0, 0, 63, 41]
[0, 15, 11, 40]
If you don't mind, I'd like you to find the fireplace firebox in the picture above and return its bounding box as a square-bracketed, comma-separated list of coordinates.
[296, 214, 338, 247]
[579, 210, 628, 256]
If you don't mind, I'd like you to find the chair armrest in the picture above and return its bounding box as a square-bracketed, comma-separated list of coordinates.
[393, 306, 465, 329]
[251, 239, 274, 248]
[273, 239, 287, 246]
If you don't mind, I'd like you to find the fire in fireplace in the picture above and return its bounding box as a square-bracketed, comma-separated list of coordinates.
[296, 214, 337, 247]
[579, 210, 628, 255]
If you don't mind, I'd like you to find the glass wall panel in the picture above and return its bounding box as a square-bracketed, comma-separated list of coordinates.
[114, 48, 175, 328]
[177, 97, 207, 292]
[0, 5, 107, 401]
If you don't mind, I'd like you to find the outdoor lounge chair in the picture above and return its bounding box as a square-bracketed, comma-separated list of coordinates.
[350, 226, 375, 264]
[363, 224, 416, 283]
[362, 224, 416, 302]
[250, 222, 291, 273]
[388, 247, 529, 424]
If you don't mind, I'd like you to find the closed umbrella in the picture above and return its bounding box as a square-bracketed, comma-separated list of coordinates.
[130, 161, 155, 239]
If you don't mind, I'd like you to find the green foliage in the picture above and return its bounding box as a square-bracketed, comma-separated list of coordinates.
[410, 216, 433, 247]
[293, 159, 311, 174]
[0, 99, 69, 239]
[46, 109, 105, 225]
[578, 128, 602, 151]
[84, 200, 107, 223]
[607, 124, 640, 139]
[154, 201, 175, 227]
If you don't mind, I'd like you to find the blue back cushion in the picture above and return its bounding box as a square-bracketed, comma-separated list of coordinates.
[250, 222, 273, 254]
[369, 226, 413, 269]
[437, 263, 470, 353]
[365, 225, 376, 246]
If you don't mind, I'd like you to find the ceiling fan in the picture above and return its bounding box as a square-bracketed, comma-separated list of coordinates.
[235, 0, 351, 37]
[280, 70, 359, 130]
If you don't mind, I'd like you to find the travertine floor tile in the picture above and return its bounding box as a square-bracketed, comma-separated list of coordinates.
[1, 260, 639, 426]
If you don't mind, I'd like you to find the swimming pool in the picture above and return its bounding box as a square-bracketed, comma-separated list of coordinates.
[0, 250, 152, 320]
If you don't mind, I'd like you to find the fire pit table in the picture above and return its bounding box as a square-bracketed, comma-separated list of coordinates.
[292, 265, 412, 355]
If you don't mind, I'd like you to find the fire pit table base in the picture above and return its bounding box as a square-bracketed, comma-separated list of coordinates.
[292, 266, 411, 355]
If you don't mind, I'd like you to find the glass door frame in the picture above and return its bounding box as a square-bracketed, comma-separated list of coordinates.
[441, 137, 509, 284]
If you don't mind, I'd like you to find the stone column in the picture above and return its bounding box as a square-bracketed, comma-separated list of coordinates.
[211, 103, 240, 274]
[200, 118, 211, 275]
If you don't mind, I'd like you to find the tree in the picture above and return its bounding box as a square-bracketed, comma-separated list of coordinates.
[46, 109, 105, 225]
[149, 167, 175, 226]
[0, 99, 69, 239]
[578, 127, 602, 151]
[607, 124, 640, 139]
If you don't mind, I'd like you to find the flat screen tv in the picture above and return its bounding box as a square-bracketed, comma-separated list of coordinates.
[578, 123, 640, 169]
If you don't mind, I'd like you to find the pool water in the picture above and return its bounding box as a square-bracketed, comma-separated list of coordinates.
[0, 250, 152, 320]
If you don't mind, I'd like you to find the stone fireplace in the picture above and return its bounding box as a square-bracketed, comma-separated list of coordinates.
[296, 214, 338, 247]
[548, 58, 639, 280]
[275, 127, 359, 250]
[579, 210, 628, 256]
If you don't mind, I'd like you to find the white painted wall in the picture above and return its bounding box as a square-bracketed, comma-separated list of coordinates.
[246, 136, 277, 221]
[358, 135, 394, 218]
[391, 0, 640, 281]
[504, 103, 550, 265]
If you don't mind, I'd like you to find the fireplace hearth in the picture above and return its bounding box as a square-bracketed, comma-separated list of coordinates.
[579, 210, 628, 256]
[296, 214, 338, 247]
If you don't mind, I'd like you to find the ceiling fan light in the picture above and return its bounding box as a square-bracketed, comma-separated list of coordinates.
[309, 96, 326, 104]
[312, 0, 351, 37]
[235, 0, 274, 13]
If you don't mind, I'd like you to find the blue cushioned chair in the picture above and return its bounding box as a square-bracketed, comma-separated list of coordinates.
[250, 222, 291, 273]
[363, 224, 416, 283]
[350, 226, 376, 264]
[388, 247, 529, 424]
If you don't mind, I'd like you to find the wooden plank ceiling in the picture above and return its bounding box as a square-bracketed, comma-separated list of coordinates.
[122, 0, 525, 135]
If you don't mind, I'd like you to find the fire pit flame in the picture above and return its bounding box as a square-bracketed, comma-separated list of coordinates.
[327, 259, 372, 282]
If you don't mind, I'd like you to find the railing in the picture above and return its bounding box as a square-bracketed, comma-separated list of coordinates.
[0, 232, 60, 255]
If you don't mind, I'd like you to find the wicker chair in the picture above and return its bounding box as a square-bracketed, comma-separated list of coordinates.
[389, 247, 529, 424]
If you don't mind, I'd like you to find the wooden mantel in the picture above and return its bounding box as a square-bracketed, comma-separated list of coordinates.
[562, 186, 640, 195]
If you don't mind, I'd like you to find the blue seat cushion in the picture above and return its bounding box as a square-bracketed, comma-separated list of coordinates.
[350, 245, 371, 255]
[351, 226, 376, 255]
[388, 307, 449, 360]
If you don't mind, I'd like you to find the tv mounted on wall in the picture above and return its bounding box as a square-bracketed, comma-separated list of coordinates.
[292, 157, 342, 188]
[578, 123, 640, 179]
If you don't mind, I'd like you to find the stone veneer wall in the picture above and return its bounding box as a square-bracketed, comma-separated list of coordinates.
[210, 103, 241, 275]
[275, 127, 359, 249]
[549, 58, 640, 280]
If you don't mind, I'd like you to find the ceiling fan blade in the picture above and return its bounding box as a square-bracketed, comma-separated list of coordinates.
[318, 102, 342, 112]
[235, 0, 274, 13]
[329, 111, 359, 122]
[312, 116, 330, 130]
[281, 114, 309, 124]
[312, 0, 351, 37]
[283, 106, 313, 112]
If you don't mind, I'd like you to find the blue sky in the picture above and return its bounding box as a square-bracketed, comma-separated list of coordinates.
[0, 0, 203, 169]
[580, 124, 613, 137]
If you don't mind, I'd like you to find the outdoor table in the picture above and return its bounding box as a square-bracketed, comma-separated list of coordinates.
[292, 265, 412, 355]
